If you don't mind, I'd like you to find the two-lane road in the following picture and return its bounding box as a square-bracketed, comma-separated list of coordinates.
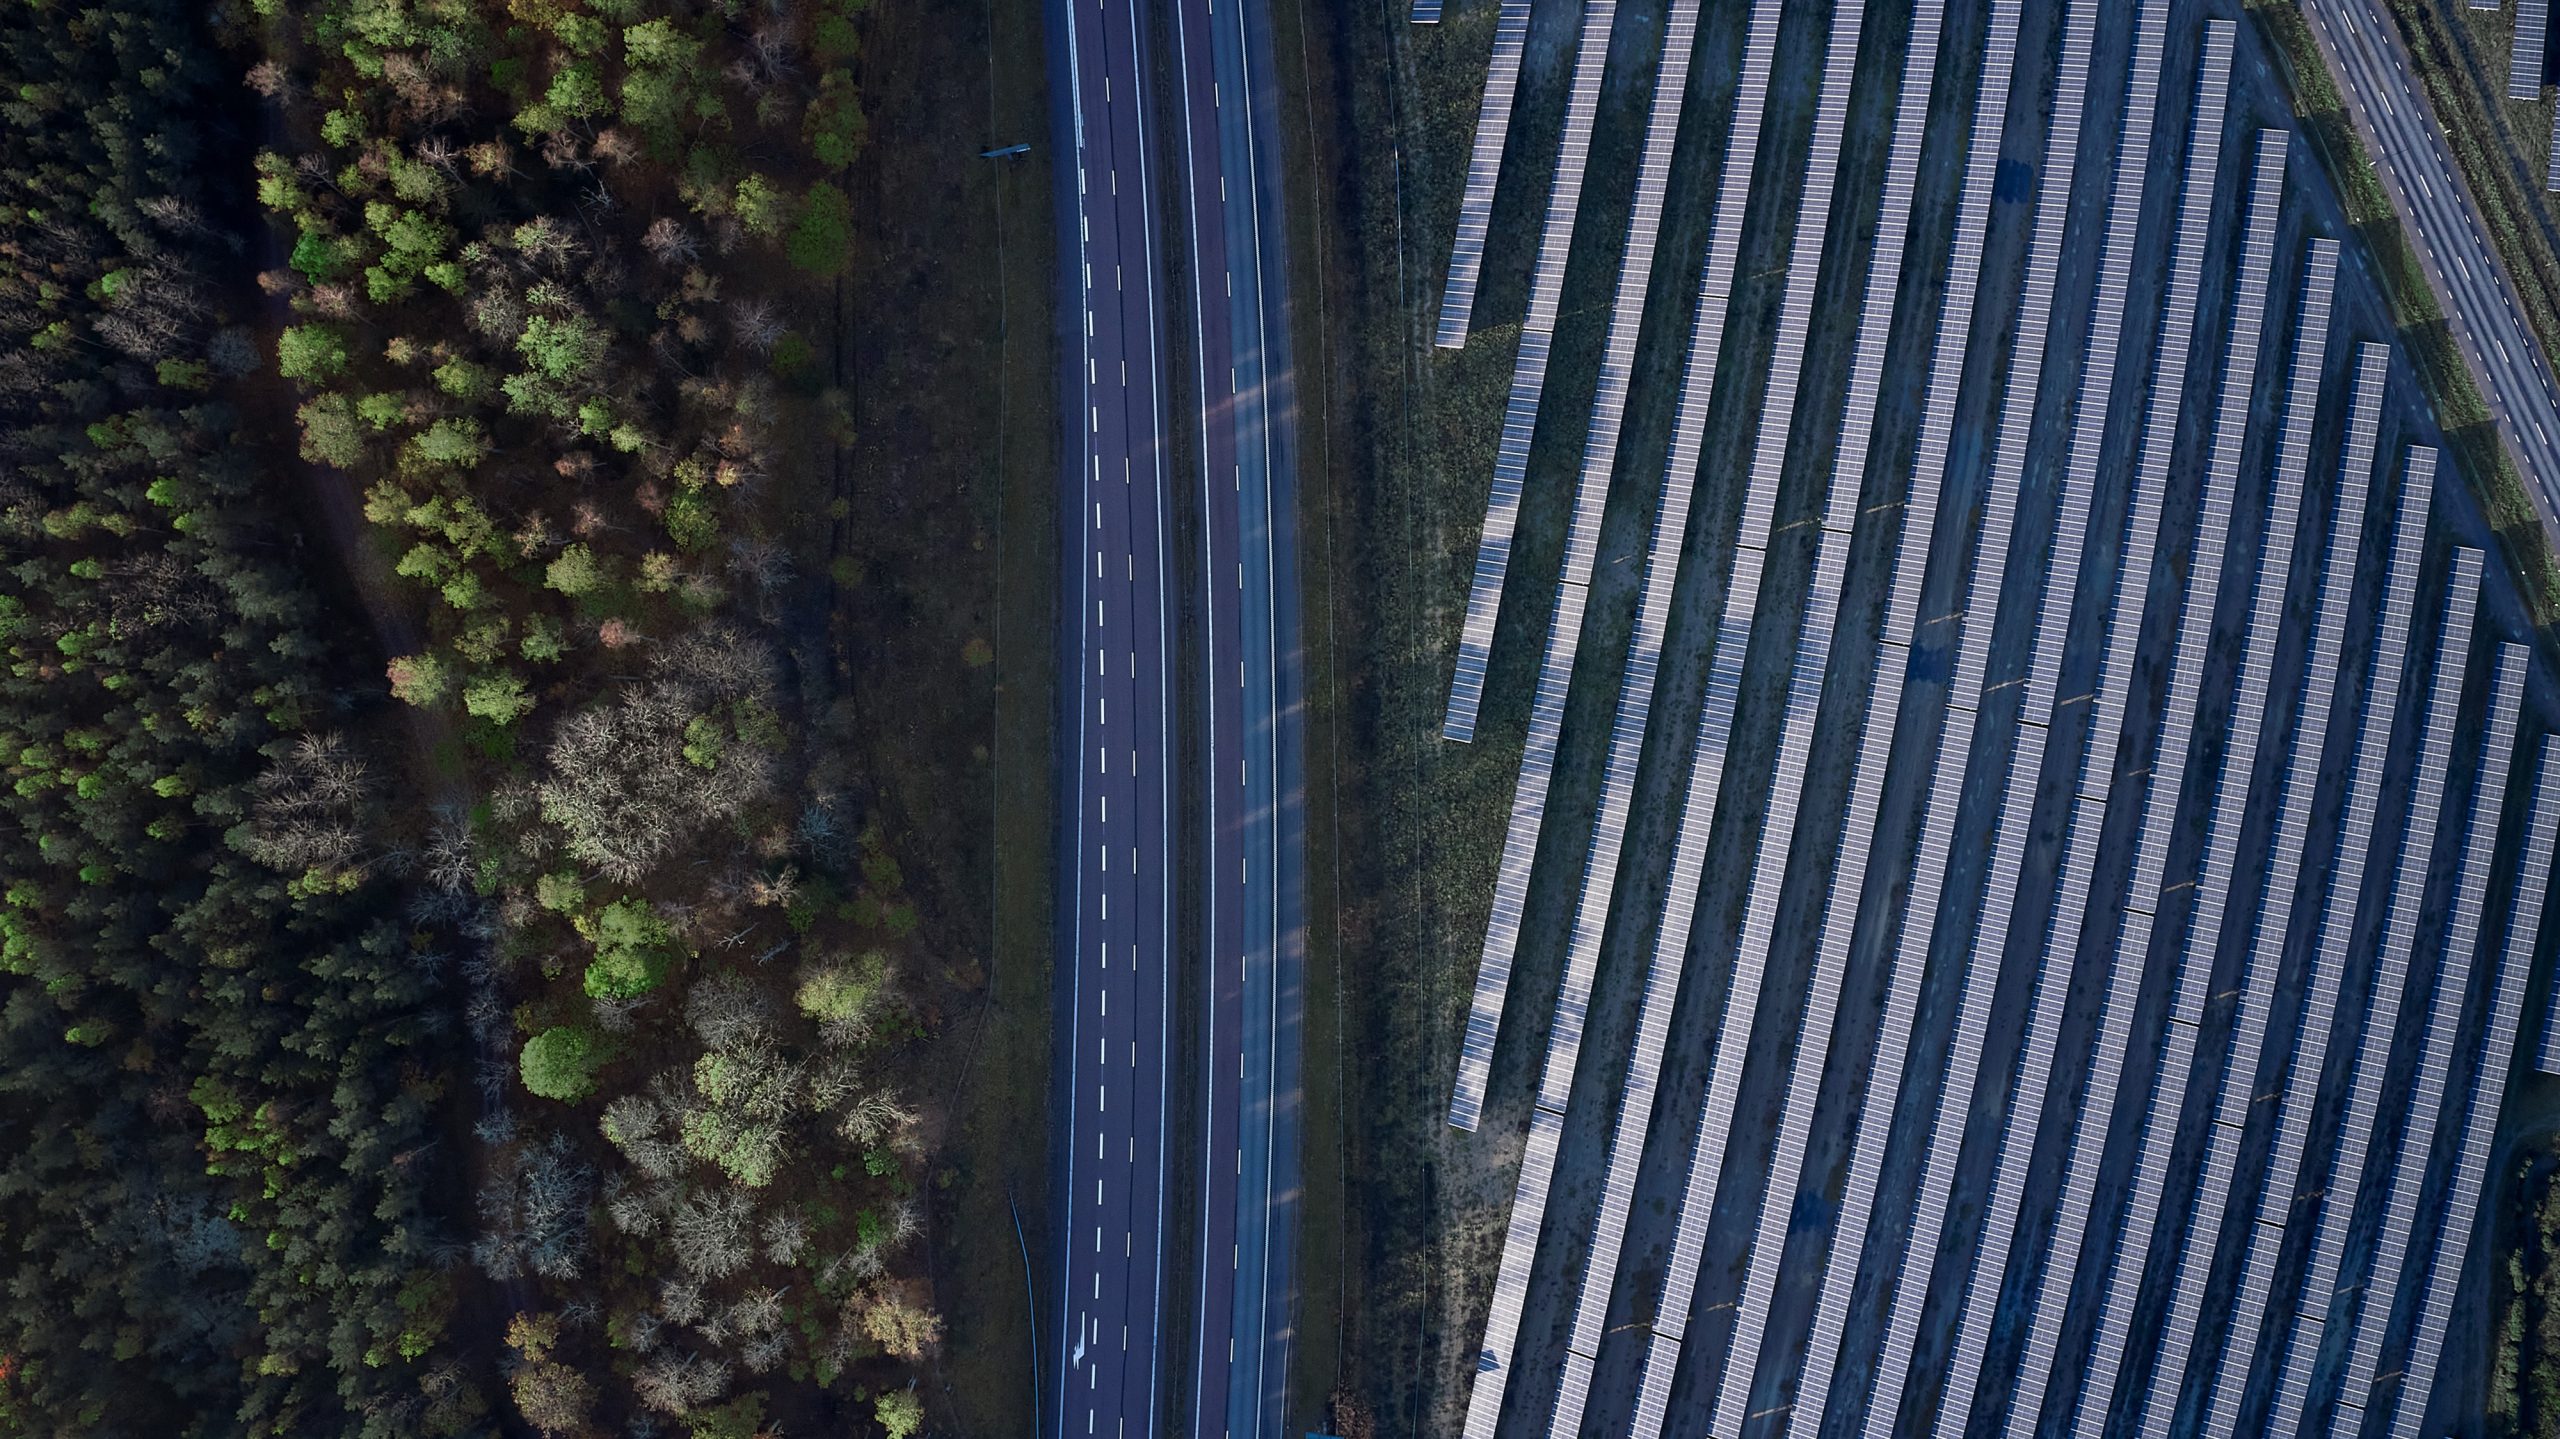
[1050, 0, 1177, 1433]
[1048, 0, 1303, 1433]
[1170, 0, 1304, 1434]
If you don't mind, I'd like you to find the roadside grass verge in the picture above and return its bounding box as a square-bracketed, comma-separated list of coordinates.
[2373, 0, 2560, 365]
[2251, 0, 2560, 629]
[836, 0, 1058, 1431]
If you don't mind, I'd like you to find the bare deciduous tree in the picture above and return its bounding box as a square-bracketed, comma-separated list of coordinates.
[608, 1188, 661, 1238]
[657, 1277, 705, 1327]
[728, 298, 783, 355]
[739, 1331, 787, 1374]
[760, 1207, 808, 1266]
[630, 1351, 727, 1415]
[684, 972, 771, 1051]
[838, 1089, 916, 1149]
[422, 807, 476, 894]
[591, 128, 642, 169]
[668, 1190, 754, 1281]
[236, 732, 375, 880]
[472, 1137, 591, 1282]
[643, 218, 699, 267]
[538, 629, 779, 882]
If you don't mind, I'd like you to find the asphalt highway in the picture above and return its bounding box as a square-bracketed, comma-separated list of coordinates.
[1168, 0, 1304, 1434]
[2304, 0, 2560, 527]
[1049, 0, 1177, 1433]
[1047, 0, 1304, 1434]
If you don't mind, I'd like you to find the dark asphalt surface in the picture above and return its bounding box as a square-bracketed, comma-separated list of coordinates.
[2304, 0, 2560, 523]
[1047, 0, 1304, 1433]
[1048, 0, 1178, 1432]
[1168, 0, 1306, 1434]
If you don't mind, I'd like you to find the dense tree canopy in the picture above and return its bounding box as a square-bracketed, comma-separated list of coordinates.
[0, 3, 472, 1432]
[1, 0, 938, 1433]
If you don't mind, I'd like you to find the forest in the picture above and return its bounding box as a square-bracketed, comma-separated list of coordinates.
[0, 0, 954, 1434]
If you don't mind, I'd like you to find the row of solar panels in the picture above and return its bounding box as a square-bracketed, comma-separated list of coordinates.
[1466, 0, 1803, 1397]
[1427, 2, 2560, 1436]
[2494, 0, 2560, 190]
[1702, 5, 1952, 1380]
[2077, 238, 2344, 1439]
[1508, 0, 1729, 1124]
[2545, 904, 2560, 1072]
[1461, 0, 1961, 1419]
[1786, 0, 2121, 1421]
[2325, 646, 2530, 1435]
[2267, 543, 2487, 1435]
[1445, 573, 1581, 1133]
[2195, 448, 2442, 1439]
[2001, 99, 2282, 1439]
[1589, 0, 1998, 1426]
[1863, 4, 2180, 1430]
[1441, 0, 1613, 743]
[1583, 0, 1886, 1430]
[1445, 0, 1712, 1138]
[1429, 0, 1531, 326]
[2515, 0, 2550, 100]
[1781, 0, 2039, 1422]
[1964, 38, 2242, 1437]
[2389, 740, 2560, 1439]
[2132, 340, 2394, 1439]
[1451, 0, 1728, 1426]
[1461, 1098, 1563, 1439]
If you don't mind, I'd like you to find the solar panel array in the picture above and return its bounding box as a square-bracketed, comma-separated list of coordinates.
[2547, 104, 2560, 192]
[1440, 0, 1615, 743]
[1999, 108, 2280, 1439]
[2131, 341, 2396, 1439]
[1441, 0, 1706, 1132]
[2267, 543, 2485, 1435]
[1593, 0, 1932, 1425]
[1421, 3, 2550, 1434]
[2076, 236, 2341, 1439]
[1435, 0, 1534, 343]
[2195, 452, 2449, 1439]
[2514, 0, 2550, 101]
[2382, 737, 2560, 1439]
[2322, 642, 2528, 1439]
[1463, 1100, 1563, 1439]
[1865, 3, 2182, 1430]
[1446, 574, 1580, 1131]
[1683, 0, 1979, 1420]
[1938, 34, 2240, 1434]
[2543, 953, 2560, 1074]
[1447, 0, 1717, 1413]
[1761, 0, 2033, 1429]
[1444, 0, 1653, 1129]
[1764, 0, 2117, 1430]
